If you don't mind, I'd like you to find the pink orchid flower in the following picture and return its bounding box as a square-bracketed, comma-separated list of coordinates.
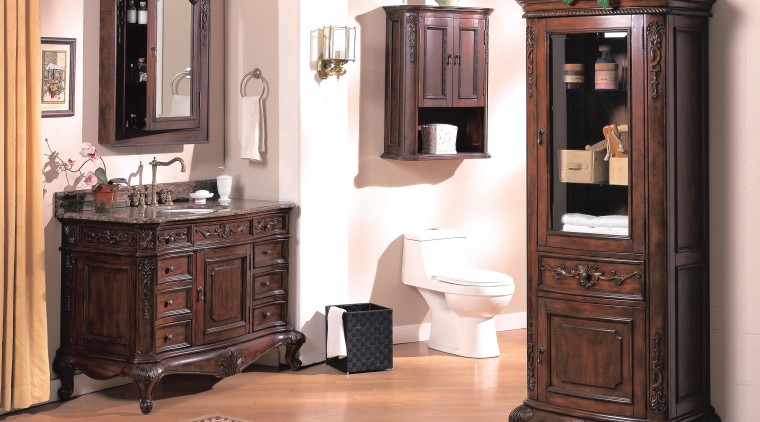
[80, 142, 101, 162]
[66, 158, 75, 169]
[83, 171, 99, 187]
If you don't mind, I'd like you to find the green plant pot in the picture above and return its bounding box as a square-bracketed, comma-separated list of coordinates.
[435, 0, 459, 6]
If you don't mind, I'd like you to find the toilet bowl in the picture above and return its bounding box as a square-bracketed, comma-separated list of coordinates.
[402, 229, 515, 358]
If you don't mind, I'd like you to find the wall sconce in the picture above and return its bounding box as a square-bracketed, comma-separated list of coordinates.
[318, 26, 356, 80]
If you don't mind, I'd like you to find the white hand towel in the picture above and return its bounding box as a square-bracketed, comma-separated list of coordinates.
[561, 213, 628, 229]
[170, 94, 191, 116]
[563, 224, 628, 236]
[326, 306, 348, 359]
[241, 95, 267, 162]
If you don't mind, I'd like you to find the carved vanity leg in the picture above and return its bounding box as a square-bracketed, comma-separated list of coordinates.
[52, 354, 76, 400]
[284, 330, 306, 370]
[508, 404, 535, 422]
[127, 364, 163, 415]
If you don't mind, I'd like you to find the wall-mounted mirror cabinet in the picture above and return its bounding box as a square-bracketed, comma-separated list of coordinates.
[99, 0, 210, 146]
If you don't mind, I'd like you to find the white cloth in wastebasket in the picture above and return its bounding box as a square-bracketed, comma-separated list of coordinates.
[326, 306, 348, 359]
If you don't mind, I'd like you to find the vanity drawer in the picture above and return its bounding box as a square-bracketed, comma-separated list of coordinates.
[156, 320, 192, 353]
[539, 256, 644, 301]
[253, 240, 287, 268]
[156, 285, 193, 321]
[157, 226, 192, 249]
[252, 300, 286, 331]
[194, 220, 252, 243]
[79, 225, 135, 251]
[157, 253, 193, 283]
[253, 269, 287, 299]
[253, 214, 289, 238]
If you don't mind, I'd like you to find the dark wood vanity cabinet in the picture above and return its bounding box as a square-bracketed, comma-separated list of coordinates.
[53, 206, 304, 414]
[510, 1, 718, 421]
[383, 6, 492, 160]
[98, 0, 210, 146]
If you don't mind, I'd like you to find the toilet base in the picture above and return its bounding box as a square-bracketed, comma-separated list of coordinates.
[428, 314, 500, 358]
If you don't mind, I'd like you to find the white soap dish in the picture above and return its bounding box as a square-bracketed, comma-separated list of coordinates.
[189, 191, 214, 204]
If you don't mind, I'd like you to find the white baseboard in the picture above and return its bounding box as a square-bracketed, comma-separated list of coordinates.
[393, 311, 527, 344]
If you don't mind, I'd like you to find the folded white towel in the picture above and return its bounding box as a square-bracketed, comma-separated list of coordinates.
[170, 94, 191, 116]
[561, 213, 628, 229]
[563, 224, 628, 236]
[326, 306, 348, 359]
[241, 95, 267, 162]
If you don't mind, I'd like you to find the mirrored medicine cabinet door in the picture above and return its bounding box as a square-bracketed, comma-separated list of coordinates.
[98, 0, 210, 146]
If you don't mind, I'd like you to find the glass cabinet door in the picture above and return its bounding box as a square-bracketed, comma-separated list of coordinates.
[537, 17, 644, 253]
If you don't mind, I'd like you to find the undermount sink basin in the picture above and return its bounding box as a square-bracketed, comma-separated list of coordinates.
[158, 208, 217, 214]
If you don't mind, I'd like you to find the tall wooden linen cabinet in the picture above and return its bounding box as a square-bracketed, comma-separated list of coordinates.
[509, 1, 719, 421]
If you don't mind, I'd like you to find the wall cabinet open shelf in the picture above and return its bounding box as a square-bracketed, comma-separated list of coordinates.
[383, 6, 492, 161]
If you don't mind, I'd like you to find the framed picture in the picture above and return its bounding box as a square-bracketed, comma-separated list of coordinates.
[41, 37, 76, 118]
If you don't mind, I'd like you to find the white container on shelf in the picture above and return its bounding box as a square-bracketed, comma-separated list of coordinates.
[420, 124, 458, 155]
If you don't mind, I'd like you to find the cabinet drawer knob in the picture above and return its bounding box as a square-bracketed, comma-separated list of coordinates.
[537, 347, 545, 364]
[164, 299, 174, 308]
[263, 311, 271, 319]
[164, 334, 173, 342]
[197, 286, 205, 301]
[263, 250, 272, 256]
[262, 281, 271, 288]
[165, 266, 175, 274]
[537, 128, 544, 145]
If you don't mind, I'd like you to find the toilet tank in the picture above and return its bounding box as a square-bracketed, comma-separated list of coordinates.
[402, 229, 475, 284]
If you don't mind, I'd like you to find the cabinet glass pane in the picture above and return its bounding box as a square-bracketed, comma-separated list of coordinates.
[549, 32, 630, 236]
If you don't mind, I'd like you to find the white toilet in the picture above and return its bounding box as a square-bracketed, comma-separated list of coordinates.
[402, 228, 515, 358]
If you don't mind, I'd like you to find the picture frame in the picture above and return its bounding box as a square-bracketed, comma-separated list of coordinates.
[41, 37, 76, 118]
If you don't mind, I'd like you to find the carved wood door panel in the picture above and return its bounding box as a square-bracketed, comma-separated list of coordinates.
[537, 297, 647, 419]
[452, 17, 485, 107]
[196, 244, 250, 345]
[419, 16, 452, 107]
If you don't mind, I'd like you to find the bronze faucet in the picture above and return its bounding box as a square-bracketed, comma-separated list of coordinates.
[149, 157, 186, 206]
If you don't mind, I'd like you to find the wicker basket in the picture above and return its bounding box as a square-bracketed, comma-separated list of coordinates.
[420, 124, 458, 155]
[325, 303, 393, 374]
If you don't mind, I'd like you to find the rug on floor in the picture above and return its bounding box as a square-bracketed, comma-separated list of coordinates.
[186, 415, 252, 422]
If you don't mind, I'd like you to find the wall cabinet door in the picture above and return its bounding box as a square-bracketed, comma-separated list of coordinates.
[537, 297, 647, 418]
[419, 16, 486, 108]
[196, 244, 250, 345]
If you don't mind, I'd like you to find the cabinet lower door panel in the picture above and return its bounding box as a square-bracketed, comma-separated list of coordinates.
[538, 298, 646, 418]
[197, 245, 250, 344]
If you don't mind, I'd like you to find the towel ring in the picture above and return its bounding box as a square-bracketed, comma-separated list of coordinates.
[240, 68, 265, 98]
[170, 68, 192, 95]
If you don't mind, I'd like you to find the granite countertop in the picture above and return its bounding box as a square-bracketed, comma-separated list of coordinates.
[54, 180, 296, 224]
[56, 199, 296, 224]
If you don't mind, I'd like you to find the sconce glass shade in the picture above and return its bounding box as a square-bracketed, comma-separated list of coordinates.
[318, 26, 356, 80]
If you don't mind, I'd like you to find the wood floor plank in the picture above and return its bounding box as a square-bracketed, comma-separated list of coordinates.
[3, 330, 526, 421]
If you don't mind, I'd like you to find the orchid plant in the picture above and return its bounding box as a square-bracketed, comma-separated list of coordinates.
[44, 139, 127, 188]
[559, 0, 610, 8]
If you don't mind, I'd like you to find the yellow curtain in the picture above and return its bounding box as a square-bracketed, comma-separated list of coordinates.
[1, 0, 51, 410]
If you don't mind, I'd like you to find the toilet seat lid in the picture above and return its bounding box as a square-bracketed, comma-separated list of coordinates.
[434, 268, 513, 287]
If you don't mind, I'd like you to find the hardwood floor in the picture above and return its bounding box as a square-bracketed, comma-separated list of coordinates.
[3, 330, 526, 421]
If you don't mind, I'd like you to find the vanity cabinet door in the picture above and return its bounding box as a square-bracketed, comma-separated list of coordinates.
[196, 244, 250, 345]
[537, 297, 647, 418]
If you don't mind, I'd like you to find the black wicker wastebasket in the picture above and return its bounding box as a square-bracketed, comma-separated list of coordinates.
[325, 303, 393, 374]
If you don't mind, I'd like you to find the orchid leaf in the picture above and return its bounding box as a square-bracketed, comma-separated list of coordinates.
[558, 0, 575, 4]
[94, 168, 108, 185]
[597, 0, 609, 7]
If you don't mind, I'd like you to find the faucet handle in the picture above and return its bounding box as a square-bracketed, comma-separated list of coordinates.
[164, 189, 174, 206]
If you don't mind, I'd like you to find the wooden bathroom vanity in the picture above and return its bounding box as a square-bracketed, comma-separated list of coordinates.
[511, 1, 718, 421]
[53, 197, 304, 414]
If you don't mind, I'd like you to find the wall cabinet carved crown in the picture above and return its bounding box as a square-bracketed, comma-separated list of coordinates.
[53, 203, 304, 414]
[510, 1, 719, 421]
[383, 6, 492, 160]
[98, 0, 210, 146]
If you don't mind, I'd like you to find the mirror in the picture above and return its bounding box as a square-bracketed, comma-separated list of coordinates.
[98, 0, 209, 146]
[156, 0, 193, 118]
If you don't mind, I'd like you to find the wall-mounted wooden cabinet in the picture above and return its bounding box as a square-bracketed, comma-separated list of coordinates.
[509, 1, 718, 421]
[98, 0, 210, 146]
[383, 6, 492, 160]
